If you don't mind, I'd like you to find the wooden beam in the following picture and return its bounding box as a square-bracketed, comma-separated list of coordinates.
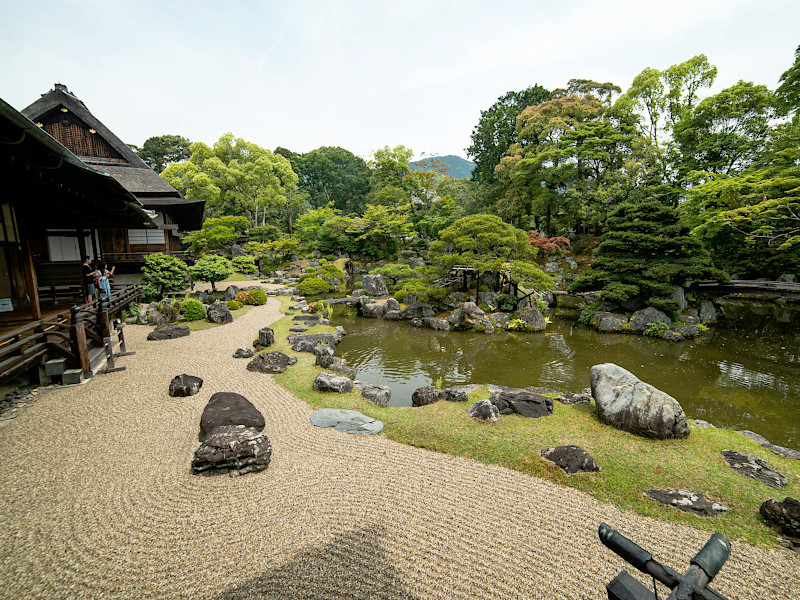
[19, 217, 41, 320]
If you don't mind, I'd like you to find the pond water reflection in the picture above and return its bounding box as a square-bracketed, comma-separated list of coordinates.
[334, 302, 800, 449]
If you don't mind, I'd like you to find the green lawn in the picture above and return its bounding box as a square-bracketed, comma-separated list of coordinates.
[268, 296, 800, 549]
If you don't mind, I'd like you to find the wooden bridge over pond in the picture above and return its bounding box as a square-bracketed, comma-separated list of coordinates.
[688, 280, 800, 301]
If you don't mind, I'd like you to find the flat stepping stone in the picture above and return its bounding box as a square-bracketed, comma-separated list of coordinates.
[540, 445, 600, 474]
[289, 326, 308, 332]
[721, 450, 788, 488]
[689, 419, 715, 428]
[646, 489, 728, 517]
[309, 408, 383, 434]
[147, 325, 189, 340]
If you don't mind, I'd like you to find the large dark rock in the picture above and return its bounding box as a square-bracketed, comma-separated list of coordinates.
[192, 425, 271, 476]
[207, 302, 234, 324]
[313, 344, 335, 368]
[288, 333, 339, 353]
[246, 351, 297, 374]
[223, 285, 240, 301]
[313, 372, 354, 393]
[411, 386, 440, 407]
[515, 307, 547, 332]
[468, 399, 499, 423]
[760, 497, 800, 538]
[489, 386, 553, 419]
[629, 307, 671, 333]
[423, 317, 450, 331]
[258, 327, 275, 348]
[438, 387, 469, 402]
[233, 347, 254, 359]
[699, 300, 718, 324]
[449, 302, 494, 333]
[721, 450, 788, 488]
[401, 301, 436, 320]
[199, 392, 265, 442]
[384, 298, 400, 312]
[362, 274, 388, 297]
[356, 382, 392, 407]
[540, 445, 601, 474]
[646, 489, 728, 517]
[590, 363, 689, 439]
[147, 325, 190, 340]
[169, 374, 204, 397]
[327, 359, 357, 379]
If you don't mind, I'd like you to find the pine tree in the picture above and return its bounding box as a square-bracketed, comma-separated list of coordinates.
[569, 201, 724, 312]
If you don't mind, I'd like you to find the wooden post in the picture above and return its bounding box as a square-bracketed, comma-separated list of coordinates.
[21, 231, 41, 320]
[97, 296, 110, 339]
[462, 270, 467, 293]
[70, 305, 90, 374]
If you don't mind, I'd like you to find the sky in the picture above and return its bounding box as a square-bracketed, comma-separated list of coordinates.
[1, 0, 798, 162]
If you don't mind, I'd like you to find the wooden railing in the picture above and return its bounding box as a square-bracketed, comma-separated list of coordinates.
[0, 285, 142, 384]
[102, 251, 193, 263]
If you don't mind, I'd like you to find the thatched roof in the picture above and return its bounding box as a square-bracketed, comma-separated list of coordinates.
[21, 85, 203, 229]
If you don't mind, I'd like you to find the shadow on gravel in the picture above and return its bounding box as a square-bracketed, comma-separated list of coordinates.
[212, 524, 420, 600]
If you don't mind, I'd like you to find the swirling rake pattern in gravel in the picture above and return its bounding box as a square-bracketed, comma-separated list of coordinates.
[0, 299, 797, 599]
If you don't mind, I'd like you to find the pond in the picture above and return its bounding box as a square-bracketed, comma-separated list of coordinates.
[333, 300, 800, 450]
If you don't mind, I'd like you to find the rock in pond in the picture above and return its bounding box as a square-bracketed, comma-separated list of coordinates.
[288, 333, 339, 353]
[468, 399, 499, 423]
[590, 363, 689, 439]
[489, 386, 553, 419]
[423, 317, 450, 331]
[515, 307, 546, 332]
[169, 374, 203, 397]
[760, 497, 800, 538]
[401, 301, 436, 320]
[192, 425, 272, 477]
[199, 392, 265, 442]
[362, 274, 389, 297]
[412, 386, 439, 407]
[721, 450, 788, 488]
[362, 302, 386, 318]
[384, 298, 400, 312]
[310, 408, 383, 434]
[147, 325, 190, 341]
[593, 312, 629, 333]
[247, 351, 297, 374]
[628, 307, 671, 333]
[233, 347, 254, 359]
[540, 445, 600, 474]
[313, 372, 353, 394]
[207, 301, 234, 324]
[646, 489, 728, 517]
[355, 382, 391, 407]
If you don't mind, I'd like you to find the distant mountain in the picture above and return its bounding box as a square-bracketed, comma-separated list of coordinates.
[410, 155, 475, 179]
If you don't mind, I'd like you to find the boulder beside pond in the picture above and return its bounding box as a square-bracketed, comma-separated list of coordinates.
[362, 274, 389, 297]
[288, 333, 339, 353]
[199, 392, 265, 442]
[489, 386, 553, 419]
[313, 372, 353, 394]
[590, 363, 689, 439]
[192, 425, 272, 476]
[169, 374, 203, 397]
[628, 307, 671, 333]
[355, 382, 391, 407]
[468, 399, 499, 423]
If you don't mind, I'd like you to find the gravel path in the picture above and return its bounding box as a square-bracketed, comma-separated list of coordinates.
[0, 299, 796, 599]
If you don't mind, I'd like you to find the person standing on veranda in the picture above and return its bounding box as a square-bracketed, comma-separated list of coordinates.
[81, 256, 98, 304]
[98, 261, 115, 298]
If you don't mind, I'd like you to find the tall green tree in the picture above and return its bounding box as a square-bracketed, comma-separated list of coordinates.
[466, 85, 552, 184]
[569, 200, 724, 311]
[294, 146, 371, 213]
[135, 134, 192, 173]
[776, 44, 800, 114]
[162, 134, 299, 231]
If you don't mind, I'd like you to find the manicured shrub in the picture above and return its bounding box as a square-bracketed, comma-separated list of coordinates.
[296, 277, 329, 296]
[181, 298, 207, 321]
[494, 293, 518, 312]
[226, 300, 243, 310]
[231, 255, 258, 275]
[235, 289, 267, 305]
[394, 289, 407, 302]
[139, 282, 159, 303]
[189, 255, 234, 291]
[141, 252, 189, 294]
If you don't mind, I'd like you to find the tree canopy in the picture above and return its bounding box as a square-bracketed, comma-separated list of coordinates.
[135, 134, 192, 173]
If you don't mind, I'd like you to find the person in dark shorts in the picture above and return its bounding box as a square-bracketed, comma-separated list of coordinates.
[81, 256, 98, 303]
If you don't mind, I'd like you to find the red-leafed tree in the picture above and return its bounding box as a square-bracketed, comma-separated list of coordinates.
[527, 230, 571, 255]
